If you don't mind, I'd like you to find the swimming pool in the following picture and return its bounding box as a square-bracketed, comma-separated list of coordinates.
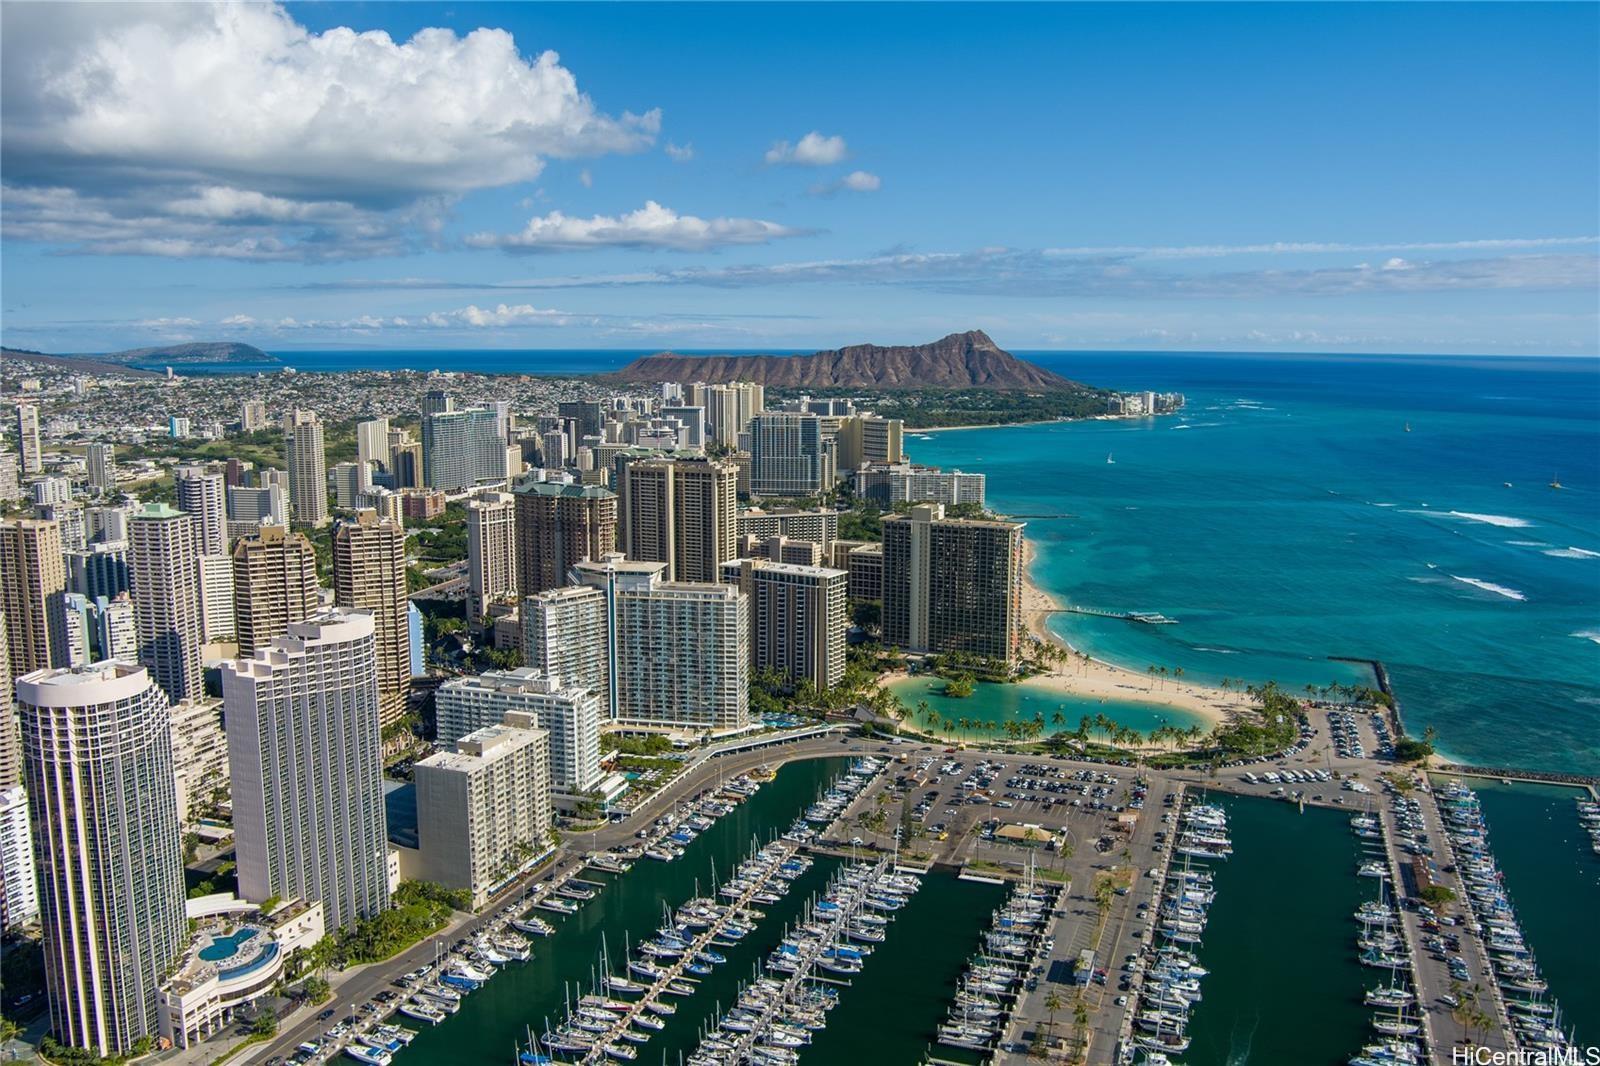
[198, 927, 259, 962]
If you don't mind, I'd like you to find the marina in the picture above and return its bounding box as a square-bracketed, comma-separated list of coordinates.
[1175, 794, 1371, 1065]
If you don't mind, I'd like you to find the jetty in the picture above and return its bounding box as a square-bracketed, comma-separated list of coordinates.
[1043, 606, 1179, 625]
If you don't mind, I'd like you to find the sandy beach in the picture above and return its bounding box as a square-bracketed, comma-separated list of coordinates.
[1015, 538, 1243, 729]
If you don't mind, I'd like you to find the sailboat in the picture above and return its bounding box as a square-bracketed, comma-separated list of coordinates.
[1403, 422, 1411, 433]
[1106, 453, 1115, 465]
[1550, 473, 1563, 489]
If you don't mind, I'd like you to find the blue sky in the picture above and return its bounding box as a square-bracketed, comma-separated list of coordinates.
[2, 2, 1596, 355]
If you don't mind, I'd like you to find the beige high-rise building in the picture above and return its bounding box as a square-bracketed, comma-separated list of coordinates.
[17, 661, 186, 1056]
[466, 491, 517, 625]
[130, 503, 205, 705]
[86, 442, 116, 495]
[413, 717, 552, 907]
[720, 558, 847, 692]
[513, 480, 617, 595]
[333, 510, 409, 726]
[835, 414, 905, 470]
[0, 518, 69, 679]
[0, 613, 16, 789]
[284, 409, 328, 527]
[232, 525, 321, 656]
[882, 503, 1023, 662]
[15, 404, 42, 474]
[618, 457, 738, 582]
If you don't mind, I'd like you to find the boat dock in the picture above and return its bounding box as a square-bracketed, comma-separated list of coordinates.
[1375, 784, 1515, 1058]
[559, 840, 809, 1063]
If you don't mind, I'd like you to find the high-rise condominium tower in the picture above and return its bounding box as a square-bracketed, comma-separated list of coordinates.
[284, 409, 328, 527]
[86, 443, 116, 495]
[332, 510, 410, 726]
[231, 524, 321, 656]
[749, 412, 832, 497]
[422, 407, 507, 492]
[15, 403, 42, 474]
[618, 457, 738, 583]
[435, 667, 602, 793]
[882, 503, 1023, 662]
[0, 517, 69, 678]
[466, 491, 517, 625]
[17, 662, 186, 1056]
[512, 480, 617, 596]
[129, 503, 204, 704]
[222, 609, 389, 931]
[356, 417, 390, 472]
[175, 464, 228, 556]
[719, 558, 847, 692]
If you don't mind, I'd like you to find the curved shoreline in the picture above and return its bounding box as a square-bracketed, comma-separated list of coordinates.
[1017, 537, 1245, 729]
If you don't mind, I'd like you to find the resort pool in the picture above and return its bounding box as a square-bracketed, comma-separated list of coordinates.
[198, 928, 259, 962]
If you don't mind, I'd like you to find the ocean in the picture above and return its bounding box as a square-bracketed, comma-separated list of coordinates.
[245, 347, 1600, 772]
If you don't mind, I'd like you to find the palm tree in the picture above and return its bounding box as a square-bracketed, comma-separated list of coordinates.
[1051, 710, 1066, 729]
[1042, 988, 1064, 1043]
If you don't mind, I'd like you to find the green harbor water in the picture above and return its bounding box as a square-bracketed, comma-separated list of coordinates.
[1181, 794, 1371, 1065]
[1457, 778, 1600, 1047]
[395, 756, 849, 1064]
[800, 872, 1009, 1065]
[886, 675, 1210, 740]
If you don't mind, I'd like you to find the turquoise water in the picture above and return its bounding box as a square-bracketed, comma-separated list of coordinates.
[886, 675, 1210, 738]
[907, 353, 1600, 774]
[198, 927, 258, 961]
[1182, 794, 1371, 1065]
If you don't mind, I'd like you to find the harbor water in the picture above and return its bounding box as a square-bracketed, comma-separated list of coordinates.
[799, 872, 1009, 1065]
[397, 757, 848, 1064]
[1464, 778, 1600, 1047]
[1181, 794, 1371, 1065]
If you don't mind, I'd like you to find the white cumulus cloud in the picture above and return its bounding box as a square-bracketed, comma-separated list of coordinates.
[811, 170, 881, 197]
[466, 200, 812, 252]
[0, 1, 659, 259]
[764, 131, 848, 166]
[664, 142, 695, 162]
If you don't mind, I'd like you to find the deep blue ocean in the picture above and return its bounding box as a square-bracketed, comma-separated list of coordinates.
[249, 348, 1600, 774]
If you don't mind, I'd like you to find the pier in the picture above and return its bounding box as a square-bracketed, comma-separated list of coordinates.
[1375, 785, 1515, 1059]
[1040, 606, 1179, 625]
[561, 840, 809, 1063]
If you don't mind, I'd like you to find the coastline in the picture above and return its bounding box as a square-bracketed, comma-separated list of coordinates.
[1015, 537, 1243, 729]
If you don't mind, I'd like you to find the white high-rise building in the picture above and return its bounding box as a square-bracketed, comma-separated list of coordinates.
[520, 584, 608, 700]
[222, 609, 389, 930]
[330, 461, 372, 510]
[0, 784, 39, 930]
[435, 668, 602, 793]
[422, 407, 507, 492]
[129, 503, 204, 705]
[198, 553, 236, 642]
[570, 554, 749, 735]
[284, 409, 329, 527]
[466, 491, 517, 625]
[413, 719, 552, 907]
[720, 558, 847, 692]
[356, 417, 390, 472]
[16, 662, 186, 1056]
[175, 465, 228, 555]
[226, 483, 289, 539]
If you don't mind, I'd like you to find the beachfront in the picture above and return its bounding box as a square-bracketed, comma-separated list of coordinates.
[1015, 539, 1245, 729]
